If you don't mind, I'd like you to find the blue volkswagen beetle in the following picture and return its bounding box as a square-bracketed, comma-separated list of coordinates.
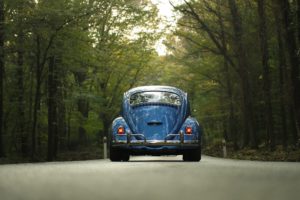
[109, 86, 202, 162]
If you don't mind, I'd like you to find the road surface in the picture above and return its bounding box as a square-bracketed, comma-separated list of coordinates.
[0, 155, 300, 200]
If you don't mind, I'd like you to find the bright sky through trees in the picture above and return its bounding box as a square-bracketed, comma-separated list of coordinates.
[151, 0, 183, 55]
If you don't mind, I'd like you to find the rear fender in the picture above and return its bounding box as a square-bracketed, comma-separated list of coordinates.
[179, 117, 201, 143]
[111, 117, 131, 143]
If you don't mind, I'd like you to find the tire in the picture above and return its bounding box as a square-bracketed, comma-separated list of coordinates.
[183, 147, 201, 162]
[110, 148, 130, 162]
[122, 153, 130, 162]
[110, 148, 122, 161]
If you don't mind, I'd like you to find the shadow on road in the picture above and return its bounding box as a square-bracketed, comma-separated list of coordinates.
[128, 160, 184, 162]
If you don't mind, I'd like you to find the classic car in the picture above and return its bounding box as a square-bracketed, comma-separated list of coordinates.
[109, 86, 202, 162]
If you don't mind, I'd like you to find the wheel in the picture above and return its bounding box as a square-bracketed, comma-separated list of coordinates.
[183, 147, 201, 162]
[110, 148, 130, 162]
[110, 148, 122, 161]
[122, 153, 130, 162]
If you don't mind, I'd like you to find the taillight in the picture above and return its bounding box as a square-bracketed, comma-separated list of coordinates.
[185, 127, 192, 134]
[117, 126, 125, 134]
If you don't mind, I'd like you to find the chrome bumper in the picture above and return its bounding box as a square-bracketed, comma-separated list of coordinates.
[112, 132, 199, 147]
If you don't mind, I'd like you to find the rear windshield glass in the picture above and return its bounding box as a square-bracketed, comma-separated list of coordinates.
[130, 92, 181, 106]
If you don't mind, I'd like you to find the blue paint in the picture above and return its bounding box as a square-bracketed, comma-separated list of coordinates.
[129, 105, 179, 140]
[111, 86, 202, 153]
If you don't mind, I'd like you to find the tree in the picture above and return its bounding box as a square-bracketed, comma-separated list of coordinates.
[227, 0, 257, 148]
[273, 2, 288, 149]
[172, 0, 258, 148]
[277, 0, 300, 145]
[47, 56, 57, 161]
[257, 0, 274, 150]
[168, 0, 300, 151]
[0, 0, 161, 162]
[0, 0, 5, 157]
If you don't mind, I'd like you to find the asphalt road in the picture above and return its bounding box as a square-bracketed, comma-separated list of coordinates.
[0, 155, 300, 200]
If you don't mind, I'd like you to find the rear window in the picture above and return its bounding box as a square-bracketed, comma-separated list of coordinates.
[129, 91, 181, 106]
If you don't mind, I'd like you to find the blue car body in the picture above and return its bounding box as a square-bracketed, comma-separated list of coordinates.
[110, 86, 202, 161]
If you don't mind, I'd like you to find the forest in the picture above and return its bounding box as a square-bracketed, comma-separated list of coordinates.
[0, 0, 299, 163]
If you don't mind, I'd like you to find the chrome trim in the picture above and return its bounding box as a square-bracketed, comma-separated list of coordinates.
[130, 134, 146, 137]
[115, 140, 127, 144]
[165, 134, 180, 136]
[113, 139, 199, 145]
[113, 132, 199, 146]
[112, 143, 199, 147]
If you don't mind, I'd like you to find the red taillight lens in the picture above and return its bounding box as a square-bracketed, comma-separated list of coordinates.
[185, 127, 192, 134]
[117, 127, 125, 134]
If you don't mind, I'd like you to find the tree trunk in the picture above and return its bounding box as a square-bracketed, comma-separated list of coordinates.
[298, 0, 300, 44]
[55, 59, 64, 154]
[274, 6, 288, 149]
[0, 0, 4, 157]
[224, 59, 238, 149]
[102, 117, 110, 138]
[75, 71, 88, 145]
[279, 0, 300, 145]
[257, 0, 275, 150]
[16, 5, 27, 155]
[57, 89, 66, 151]
[228, 0, 257, 148]
[27, 63, 34, 148]
[17, 35, 28, 156]
[47, 56, 57, 161]
[217, 0, 238, 149]
[77, 98, 88, 145]
[32, 35, 42, 160]
[67, 109, 71, 149]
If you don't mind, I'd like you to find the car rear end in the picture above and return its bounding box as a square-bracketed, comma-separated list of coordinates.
[110, 86, 201, 161]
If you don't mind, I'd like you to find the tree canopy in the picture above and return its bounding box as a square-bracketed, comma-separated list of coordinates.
[0, 0, 299, 162]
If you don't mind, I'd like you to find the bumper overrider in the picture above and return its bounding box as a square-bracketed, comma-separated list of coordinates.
[111, 131, 200, 148]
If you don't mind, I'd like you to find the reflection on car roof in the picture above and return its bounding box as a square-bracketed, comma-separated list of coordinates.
[125, 85, 185, 97]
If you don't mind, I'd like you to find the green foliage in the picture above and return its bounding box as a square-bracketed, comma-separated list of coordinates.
[163, 0, 300, 151]
[1, 0, 299, 162]
[1, 0, 161, 161]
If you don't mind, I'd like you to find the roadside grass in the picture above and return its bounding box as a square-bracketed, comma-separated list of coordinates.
[204, 142, 300, 162]
[56, 146, 103, 161]
[0, 145, 103, 164]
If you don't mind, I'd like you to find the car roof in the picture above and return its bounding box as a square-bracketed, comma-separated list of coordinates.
[124, 85, 186, 97]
